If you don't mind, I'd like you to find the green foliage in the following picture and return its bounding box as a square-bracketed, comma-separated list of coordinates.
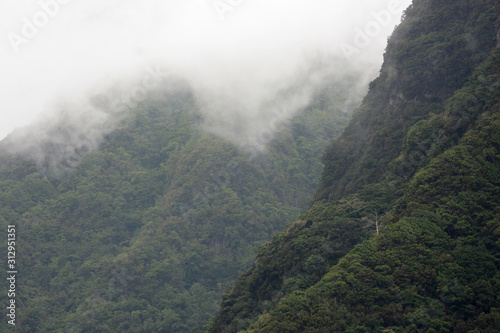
[1, 1, 498, 331]
[315, 0, 498, 202]
[0, 81, 349, 332]
[209, 0, 500, 331]
[239, 107, 500, 331]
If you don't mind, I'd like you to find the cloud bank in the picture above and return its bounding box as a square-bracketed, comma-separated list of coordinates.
[0, 0, 411, 170]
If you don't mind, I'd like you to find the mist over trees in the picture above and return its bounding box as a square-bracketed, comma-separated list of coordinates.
[1, 0, 498, 332]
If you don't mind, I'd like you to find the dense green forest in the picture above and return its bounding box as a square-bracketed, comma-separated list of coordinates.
[1, 0, 499, 332]
[0, 74, 354, 331]
[208, 0, 500, 332]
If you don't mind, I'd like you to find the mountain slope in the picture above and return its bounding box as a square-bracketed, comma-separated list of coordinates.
[208, 0, 500, 331]
[0, 80, 352, 332]
[315, 0, 498, 201]
[243, 55, 500, 332]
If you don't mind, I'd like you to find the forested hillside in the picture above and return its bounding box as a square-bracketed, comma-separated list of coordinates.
[208, 0, 500, 331]
[1, 0, 499, 332]
[0, 80, 353, 332]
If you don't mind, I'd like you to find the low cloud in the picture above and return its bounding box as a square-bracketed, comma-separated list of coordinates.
[0, 0, 411, 170]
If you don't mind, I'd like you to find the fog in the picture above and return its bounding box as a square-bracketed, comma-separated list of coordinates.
[0, 0, 411, 170]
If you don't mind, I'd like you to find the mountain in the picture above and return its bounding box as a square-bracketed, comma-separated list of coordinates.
[208, 0, 500, 331]
[0, 76, 355, 331]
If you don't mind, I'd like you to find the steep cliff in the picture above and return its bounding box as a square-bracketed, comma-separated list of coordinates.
[208, 1, 500, 331]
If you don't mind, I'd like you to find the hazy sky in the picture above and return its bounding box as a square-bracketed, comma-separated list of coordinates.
[0, 0, 412, 142]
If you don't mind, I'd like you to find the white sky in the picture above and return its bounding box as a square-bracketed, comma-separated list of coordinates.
[0, 0, 412, 141]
